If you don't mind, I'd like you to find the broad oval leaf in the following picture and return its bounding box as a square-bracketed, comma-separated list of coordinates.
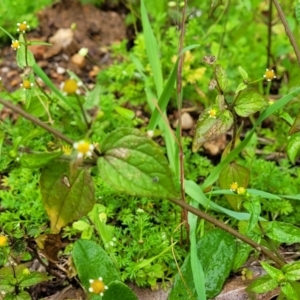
[40, 161, 95, 233]
[103, 281, 138, 300]
[98, 128, 178, 198]
[234, 89, 268, 117]
[168, 229, 236, 299]
[19, 151, 63, 169]
[192, 106, 233, 152]
[219, 163, 250, 210]
[287, 132, 300, 164]
[73, 239, 120, 293]
[262, 221, 300, 244]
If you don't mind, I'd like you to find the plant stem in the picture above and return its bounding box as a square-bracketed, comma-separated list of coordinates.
[267, 0, 273, 67]
[168, 197, 286, 268]
[0, 98, 74, 145]
[75, 94, 89, 129]
[177, 0, 189, 240]
[272, 0, 300, 67]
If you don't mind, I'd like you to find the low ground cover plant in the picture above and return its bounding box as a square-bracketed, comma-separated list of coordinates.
[1, 0, 300, 300]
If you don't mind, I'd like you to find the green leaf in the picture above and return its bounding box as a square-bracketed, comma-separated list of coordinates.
[262, 221, 300, 244]
[281, 281, 300, 299]
[103, 281, 138, 300]
[238, 66, 249, 81]
[140, 0, 163, 97]
[192, 106, 233, 152]
[24, 95, 47, 118]
[114, 106, 135, 120]
[19, 151, 63, 169]
[19, 271, 49, 287]
[283, 261, 300, 281]
[243, 197, 261, 232]
[246, 275, 278, 294]
[148, 59, 178, 131]
[98, 128, 178, 198]
[214, 64, 228, 92]
[295, 3, 300, 25]
[287, 132, 300, 164]
[261, 261, 285, 282]
[16, 34, 36, 68]
[72, 240, 120, 291]
[168, 229, 236, 299]
[40, 161, 95, 233]
[219, 163, 250, 210]
[234, 89, 268, 117]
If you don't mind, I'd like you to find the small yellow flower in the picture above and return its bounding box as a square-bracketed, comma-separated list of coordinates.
[61, 79, 81, 95]
[0, 235, 8, 247]
[263, 69, 276, 81]
[89, 277, 108, 296]
[73, 140, 94, 159]
[208, 108, 217, 118]
[230, 182, 238, 192]
[21, 80, 34, 90]
[11, 40, 20, 50]
[237, 187, 246, 195]
[17, 21, 30, 33]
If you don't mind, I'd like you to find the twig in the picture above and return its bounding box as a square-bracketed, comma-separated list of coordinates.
[0, 98, 74, 145]
[272, 0, 300, 67]
[168, 197, 286, 268]
[267, 0, 273, 67]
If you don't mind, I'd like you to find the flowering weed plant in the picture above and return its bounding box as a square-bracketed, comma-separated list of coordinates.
[1, 0, 300, 299]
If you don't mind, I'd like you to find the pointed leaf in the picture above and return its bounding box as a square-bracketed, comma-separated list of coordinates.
[16, 34, 36, 68]
[103, 281, 138, 300]
[72, 240, 120, 291]
[19, 151, 63, 169]
[19, 271, 49, 287]
[192, 106, 233, 152]
[234, 89, 268, 117]
[168, 229, 236, 299]
[214, 64, 228, 92]
[287, 132, 300, 164]
[243, 196, 261, 232]
[281, 281, 300, 299]
[238, 66, 249, 81]
[219, 163, 250, 210]
[283, 261, 300, 281]
[261, 261, 285, 282]
[98, 128, 178, 198]
[40, 161, 95, 233]
[262, 221, 300, 244]
[246, 275, 278, 294]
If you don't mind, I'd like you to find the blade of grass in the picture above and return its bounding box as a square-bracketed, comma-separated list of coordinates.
[185, 179, 267, 221]
[32, 63, 73, 108]
[148, 44, 200, 131]
[140, 0, 163, 97]
[189, 200, 206, 300]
